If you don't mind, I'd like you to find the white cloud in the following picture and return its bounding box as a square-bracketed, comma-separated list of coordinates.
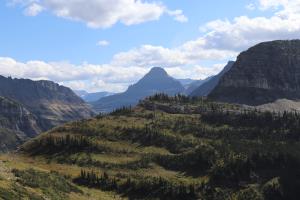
[97, 40, 110, 47]
[165, 64, 225, 80]
[245, 3, 256, 10]
[24, 3, 44, 16]
[111, 43, 237, 68]
[259, 0, 288, 10]
[197, 0, 300, 52]
[0, 56, 226, 92]
[11, 0, 188, 28]
[62, 79, 127, 93]
[167, 10, 188, 23]
[0, 57, 149, 92]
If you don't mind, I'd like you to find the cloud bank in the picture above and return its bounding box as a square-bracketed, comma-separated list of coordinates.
[12, 0, 188, 28]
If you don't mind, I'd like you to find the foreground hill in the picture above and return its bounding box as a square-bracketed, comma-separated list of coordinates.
[210, 40, 300, 106]
[1, 94, 298, 199]
[92, 67, 185, 113]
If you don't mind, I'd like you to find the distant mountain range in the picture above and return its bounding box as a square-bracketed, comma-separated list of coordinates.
[3, 39, 300, 151]
[190, 61, 234, 97]
[2, 39, 300, 150]
[0, 76, 94, 151]
[74, 90, 114, 102]
[177, 78, 197, 87]
[92, 67, 185, 113]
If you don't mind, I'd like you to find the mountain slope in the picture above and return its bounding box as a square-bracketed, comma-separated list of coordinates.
[210, 40, 300, 106]
[92, 67, 185, 113]
[0, 76, 94, 131]
[190, 61, 234, 97]
[0, 96, 41, 151]
[13, 95, 300, 200]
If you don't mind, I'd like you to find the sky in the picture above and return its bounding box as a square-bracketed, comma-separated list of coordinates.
[1, 0, 300, 93]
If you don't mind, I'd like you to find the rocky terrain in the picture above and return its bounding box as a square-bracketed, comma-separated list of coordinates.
[0, 96, 41, 151]
[0, 76, 94, 151]
[0, 76, 94, 131]
[210, 40, 300, 106]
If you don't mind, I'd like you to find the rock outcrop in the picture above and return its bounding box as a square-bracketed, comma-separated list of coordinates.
[0, 96, 41, 151]
[210, 40, 300, 105]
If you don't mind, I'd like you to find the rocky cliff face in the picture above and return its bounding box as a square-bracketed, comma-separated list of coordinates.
[0, 76, 94, 131]
[210, 40, 300, 105]
[0, 96, 42, 151]
[0, 96, 41, 136]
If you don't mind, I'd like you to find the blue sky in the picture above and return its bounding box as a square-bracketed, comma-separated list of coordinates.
[1, 0, 252, 63]
[0, 0, 299, 92]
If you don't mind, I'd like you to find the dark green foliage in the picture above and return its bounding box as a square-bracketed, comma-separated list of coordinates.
[12, 168, 82, 200]
[155, 145, 217, 174]
[20, 94, 300, 200]
[201, 110, 300, 140]
[25, 134, 111, 155]
[0, 184, 44, 200]
[147, 93, 192, 103]
[111, 106, 133, 116]
[75, 169, 197, 200]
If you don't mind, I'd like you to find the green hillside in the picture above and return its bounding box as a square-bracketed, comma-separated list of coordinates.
[1, 94, 300, 200]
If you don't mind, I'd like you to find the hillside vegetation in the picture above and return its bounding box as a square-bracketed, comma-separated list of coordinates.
[1, 94, 300, 200]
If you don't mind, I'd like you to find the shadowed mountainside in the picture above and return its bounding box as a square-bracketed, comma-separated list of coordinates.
[210, 40, 300, 106]
[0, 76, 94, 130]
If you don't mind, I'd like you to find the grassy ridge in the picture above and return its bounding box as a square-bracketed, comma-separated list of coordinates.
[2, 94, 300, 199]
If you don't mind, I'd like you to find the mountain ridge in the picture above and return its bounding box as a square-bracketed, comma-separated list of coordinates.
[0, 75, 94, 151]
[210, 40, 300, 106]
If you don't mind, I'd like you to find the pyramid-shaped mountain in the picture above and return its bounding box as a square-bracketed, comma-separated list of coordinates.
[92, 67, 185, 113]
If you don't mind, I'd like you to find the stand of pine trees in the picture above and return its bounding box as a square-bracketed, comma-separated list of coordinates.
[75, 169, 197, 200]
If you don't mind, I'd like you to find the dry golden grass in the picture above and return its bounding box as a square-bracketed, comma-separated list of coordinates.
[0, 154, 127, 200]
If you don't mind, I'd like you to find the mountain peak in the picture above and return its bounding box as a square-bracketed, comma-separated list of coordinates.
[146, 67, 168, 77]
[92, 67, 185, 113]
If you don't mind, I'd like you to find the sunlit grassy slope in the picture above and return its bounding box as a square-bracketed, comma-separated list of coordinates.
[1, 94, 300, 200]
